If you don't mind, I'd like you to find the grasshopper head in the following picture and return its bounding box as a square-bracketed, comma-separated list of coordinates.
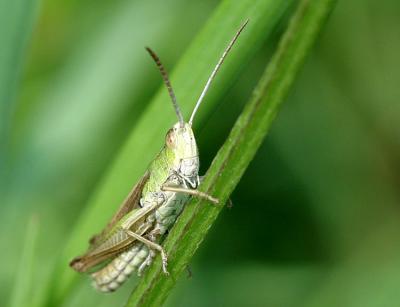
[147, 20, 247, 182]
[166, 122, 199, 180]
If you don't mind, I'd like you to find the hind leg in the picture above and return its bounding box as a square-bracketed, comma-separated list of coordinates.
[124, 229, 169, 275]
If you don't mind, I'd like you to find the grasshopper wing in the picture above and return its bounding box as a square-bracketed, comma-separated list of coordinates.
[70, 208, 150, 272]
[88, 172, 149, 247]
[70, 172, 150, 272]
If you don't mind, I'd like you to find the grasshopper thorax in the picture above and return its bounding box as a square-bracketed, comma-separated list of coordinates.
[166, 122, 199, 184]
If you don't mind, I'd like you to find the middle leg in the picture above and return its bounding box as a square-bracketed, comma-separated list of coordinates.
[161, 185, 219, 204]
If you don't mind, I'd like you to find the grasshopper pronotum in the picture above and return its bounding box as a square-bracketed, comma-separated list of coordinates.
[70, 20, 248, 292]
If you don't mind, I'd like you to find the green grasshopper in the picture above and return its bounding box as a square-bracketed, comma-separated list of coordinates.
[70, 20, 248, 293]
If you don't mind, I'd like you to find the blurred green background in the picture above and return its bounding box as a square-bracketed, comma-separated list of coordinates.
[2, 0, 400, 306]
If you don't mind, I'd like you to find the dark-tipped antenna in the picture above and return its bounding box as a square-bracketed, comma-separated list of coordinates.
[189, 19, 249, 126]
[145, 47, 184, 127]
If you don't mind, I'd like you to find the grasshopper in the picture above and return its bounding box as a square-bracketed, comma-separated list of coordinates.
[70, 20, 248, 292]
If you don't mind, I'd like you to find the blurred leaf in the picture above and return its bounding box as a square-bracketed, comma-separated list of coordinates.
[127, 0, 336, 305]
[167, 265, 321, 307]
[306, 220, 400, 307]
[0, 0, 39, 181]
[11, 0, 215, 196]
[9, 216, 39, 307]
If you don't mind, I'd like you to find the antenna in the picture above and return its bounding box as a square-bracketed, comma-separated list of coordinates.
[145, 47, 184, 127]
[188, 19, 249, 126]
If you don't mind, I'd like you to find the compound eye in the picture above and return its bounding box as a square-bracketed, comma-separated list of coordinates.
[165, 128, 175, 148]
